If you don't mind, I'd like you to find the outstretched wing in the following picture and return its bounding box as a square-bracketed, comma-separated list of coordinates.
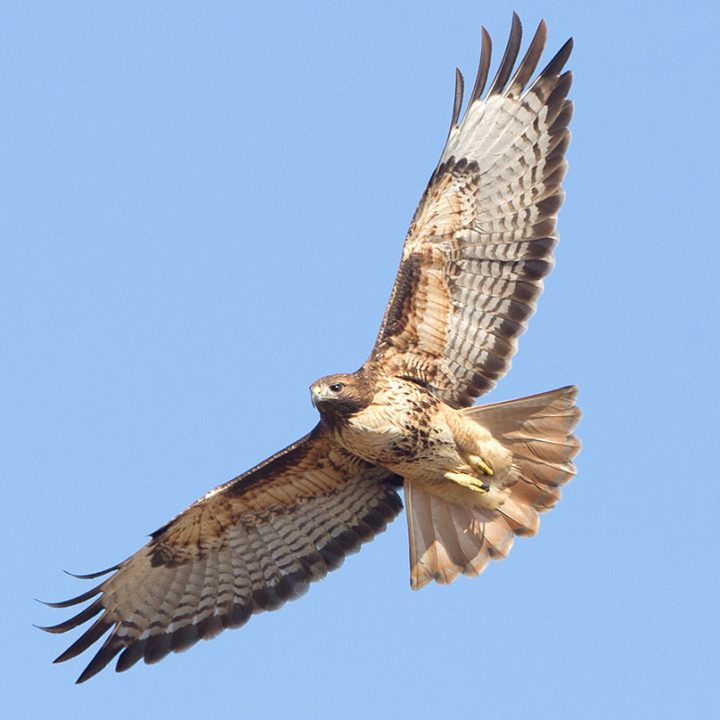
[369, 14, 573, 408]
[41, 428, 402, 683]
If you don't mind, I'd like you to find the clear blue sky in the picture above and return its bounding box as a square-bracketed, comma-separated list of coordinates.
[3, 1, 719, 718]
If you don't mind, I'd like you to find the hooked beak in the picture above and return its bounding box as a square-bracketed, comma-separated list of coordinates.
[310, 383, 322, 409]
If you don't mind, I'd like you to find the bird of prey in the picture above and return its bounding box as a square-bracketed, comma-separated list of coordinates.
[42, 13, 579, 683]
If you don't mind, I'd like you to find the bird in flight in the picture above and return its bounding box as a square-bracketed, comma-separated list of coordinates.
[42, 13, 579, 683]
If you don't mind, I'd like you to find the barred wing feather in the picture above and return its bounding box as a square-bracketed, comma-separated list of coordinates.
[370, 14, 573, 408]
[41, 428, 402, 683]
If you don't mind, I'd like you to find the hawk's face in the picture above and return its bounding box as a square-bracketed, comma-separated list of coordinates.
[310, 372, 372, 420]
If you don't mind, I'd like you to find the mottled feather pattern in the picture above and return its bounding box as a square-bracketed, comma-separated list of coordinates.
[373, 16, 573, 408]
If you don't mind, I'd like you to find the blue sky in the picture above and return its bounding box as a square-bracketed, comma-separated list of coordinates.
[3, 1, 719, 718]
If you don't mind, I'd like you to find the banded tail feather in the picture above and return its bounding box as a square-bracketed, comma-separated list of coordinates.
[406, 386, 580, 589]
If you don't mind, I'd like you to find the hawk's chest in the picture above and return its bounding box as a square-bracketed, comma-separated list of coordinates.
[333, 380, 454, 469]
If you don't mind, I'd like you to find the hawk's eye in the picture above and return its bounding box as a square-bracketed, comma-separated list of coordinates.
[328, 383, 344, 393]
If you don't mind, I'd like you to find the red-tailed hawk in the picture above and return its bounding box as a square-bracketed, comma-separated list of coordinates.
[42, 14, 579, 683]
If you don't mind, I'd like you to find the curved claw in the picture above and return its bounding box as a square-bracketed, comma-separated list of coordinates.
[467, 454, 494, 476]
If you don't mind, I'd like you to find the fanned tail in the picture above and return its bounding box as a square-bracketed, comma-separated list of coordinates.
[406, 386, 580, 589]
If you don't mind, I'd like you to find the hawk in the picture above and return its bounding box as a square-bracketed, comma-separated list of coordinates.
[42, 13, 579, 683]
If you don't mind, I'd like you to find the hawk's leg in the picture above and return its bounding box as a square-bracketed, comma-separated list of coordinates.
[441, 406, 514, 510]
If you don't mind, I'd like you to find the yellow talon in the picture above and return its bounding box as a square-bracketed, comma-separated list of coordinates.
[468, 454, 494, 476]
[443, 471, 489, 493]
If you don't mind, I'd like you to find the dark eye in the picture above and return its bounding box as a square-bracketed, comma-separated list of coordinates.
[328, 383, 344, 393]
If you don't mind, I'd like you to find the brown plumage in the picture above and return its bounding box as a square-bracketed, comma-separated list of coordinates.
[41, 13, 579, 682]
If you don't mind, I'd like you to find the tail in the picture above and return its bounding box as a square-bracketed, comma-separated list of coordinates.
[406, 386, 580, 590]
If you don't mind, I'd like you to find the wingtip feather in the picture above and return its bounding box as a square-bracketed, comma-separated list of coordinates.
[468, 26, 493, 105]
[507, 18, 548, 95]
[487, 12, 523, 96]
[448, 67, 465, 137]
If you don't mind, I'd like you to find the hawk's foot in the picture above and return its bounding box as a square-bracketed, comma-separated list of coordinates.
[443, 471, 490, 493]
[443, 469, 509, 510]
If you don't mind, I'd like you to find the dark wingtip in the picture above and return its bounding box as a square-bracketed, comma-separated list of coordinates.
[488, 12, 523, 96]
[468, 26, 492, 105]
[539, 36, 573, 79]
[53, 615, 114, 667]
[448, 67, 464, 137]
[507, 18, 548, 95]
[40, 599, 105, 635]
[63, 564, 118, 580]
[36, 581, 105, 608]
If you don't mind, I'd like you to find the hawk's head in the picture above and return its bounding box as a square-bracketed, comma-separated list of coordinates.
[310, 371, 373, 421]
